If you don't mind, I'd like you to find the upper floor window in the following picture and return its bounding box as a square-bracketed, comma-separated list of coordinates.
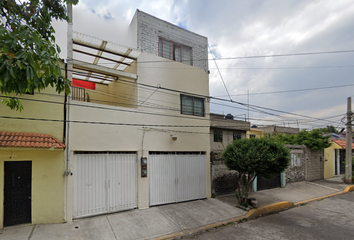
[159, 38, 192, 66]
[180, 95, 205, 117]
[291, 153, 302, 166]
[233, 132, 242, 140]
[214, 130, 223, 142]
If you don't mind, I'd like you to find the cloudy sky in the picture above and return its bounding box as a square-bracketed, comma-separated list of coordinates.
[54, 0, 354, 130]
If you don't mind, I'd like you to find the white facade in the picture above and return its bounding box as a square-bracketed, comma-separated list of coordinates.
[65, 11, 211, 221]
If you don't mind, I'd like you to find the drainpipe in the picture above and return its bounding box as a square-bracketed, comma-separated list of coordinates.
[65, 2, 73, 176]
[63, 62, 68, 145]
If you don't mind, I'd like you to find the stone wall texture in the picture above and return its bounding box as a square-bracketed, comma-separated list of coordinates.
[211, 145, 324, 196]
[211, 151, 238, 196]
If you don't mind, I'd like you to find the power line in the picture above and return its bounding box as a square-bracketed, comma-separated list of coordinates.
[27, 65, 347, 127]
[209, 45, 232, 101]
[215, 83, 354, 97]
[69, 49, 354, 65]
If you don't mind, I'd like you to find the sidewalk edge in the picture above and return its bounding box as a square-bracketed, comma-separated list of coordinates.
[294, 185, 354, 206]
[151, 201, 294, 240]
[151, 186, 354, 240]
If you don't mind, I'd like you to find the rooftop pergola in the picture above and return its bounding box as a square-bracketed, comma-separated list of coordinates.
[72, 32, 141, 85]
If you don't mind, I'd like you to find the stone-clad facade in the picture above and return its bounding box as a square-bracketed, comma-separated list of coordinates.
[211, 145, 324, 196]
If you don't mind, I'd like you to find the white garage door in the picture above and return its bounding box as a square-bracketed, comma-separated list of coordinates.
[149, 152, 206, 206]
[73, 152, 137, 218]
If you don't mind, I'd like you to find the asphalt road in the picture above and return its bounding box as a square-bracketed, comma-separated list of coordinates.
[183, 192, 354, 240]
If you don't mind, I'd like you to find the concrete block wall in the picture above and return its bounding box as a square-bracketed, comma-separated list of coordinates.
[134, 10, 209, 72]
[305, 147, 324, 181]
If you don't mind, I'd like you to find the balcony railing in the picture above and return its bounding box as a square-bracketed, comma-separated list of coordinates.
[72, 86, 88, 102]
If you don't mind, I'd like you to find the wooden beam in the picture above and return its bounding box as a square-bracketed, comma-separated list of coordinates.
[73, 60, 137, 80]
[73, 40, 137, 60]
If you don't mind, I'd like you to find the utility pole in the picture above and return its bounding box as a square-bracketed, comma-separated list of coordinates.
[345, 97, 353, 184]
[247, 89, 250, 122]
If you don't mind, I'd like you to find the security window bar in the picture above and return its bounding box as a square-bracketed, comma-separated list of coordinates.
[72, 86, 86, 101]
[214, 130, 223, 142]
[180, 95, 205, 117]
[233, 132, 242, 140]
[159, 38, 192, 66]
[291, 153, 302, 166]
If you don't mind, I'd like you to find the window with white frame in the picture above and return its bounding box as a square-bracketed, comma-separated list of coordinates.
[291, 153, 302, 166]
[180, 95, 205, 117]
[158, 38, 192, 66]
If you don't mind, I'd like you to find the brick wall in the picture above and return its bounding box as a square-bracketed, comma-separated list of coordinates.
[135, 11, 209, 72]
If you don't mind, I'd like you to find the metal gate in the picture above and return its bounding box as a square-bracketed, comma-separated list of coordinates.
[73, 152, 137, 218]
[4, 161, 32, 227]
[149, 152, 206, 206]
[257, 174, 281, 191]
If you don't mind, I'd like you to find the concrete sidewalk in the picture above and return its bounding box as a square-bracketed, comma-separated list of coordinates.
[217, 177, 349, 208]
[0, 178, 352, 240]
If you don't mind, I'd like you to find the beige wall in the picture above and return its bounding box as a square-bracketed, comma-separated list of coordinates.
[84, 63, 138, 108]
[0, 87, 64, 140]
[66, 52, 211, 220]
[0, 149, 65, 228]
[0, 74, 65, 228]
[210, 128, 246, 152]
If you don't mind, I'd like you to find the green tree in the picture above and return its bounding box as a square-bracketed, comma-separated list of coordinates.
[269, 129, 331, 150]
[0, 0, 78, 111]
[223, 138, 290, 207]
[315, 125, 339, 134]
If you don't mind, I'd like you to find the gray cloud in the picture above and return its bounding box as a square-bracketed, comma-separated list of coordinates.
[55, 0, 354, 129]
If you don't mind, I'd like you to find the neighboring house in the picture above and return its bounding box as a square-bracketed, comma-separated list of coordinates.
[210, 113, 250, 196]
[210, 113, 250, 152]
[324, 139, 354, 179]
[64, 10, 211, 221]
[258, 125, 299, 135]
[247, 126, 264, 139]
[0, 77, 66, 228]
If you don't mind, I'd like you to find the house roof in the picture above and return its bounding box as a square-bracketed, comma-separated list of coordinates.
[331, 139, 354, 149]
[0, 131, 65, 149]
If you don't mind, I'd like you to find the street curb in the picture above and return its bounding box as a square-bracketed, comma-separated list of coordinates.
[344, 185, 354, 192]
[151, 186, 354, 240]
[294, 184, 354, 206]
[151, 215, 247, 240]
[245, 201, 294, 219]
[151, 201, 294, 240]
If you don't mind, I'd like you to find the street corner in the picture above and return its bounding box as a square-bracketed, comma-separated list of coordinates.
[245, 201, 295, 219]
[344, 185, 354, 192]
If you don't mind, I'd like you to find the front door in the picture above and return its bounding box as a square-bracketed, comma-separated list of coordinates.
[339, 149, 345, 174]
[4, 161, 32, 227]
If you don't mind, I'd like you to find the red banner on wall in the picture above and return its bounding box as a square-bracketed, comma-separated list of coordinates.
[72, 79, 96, 90]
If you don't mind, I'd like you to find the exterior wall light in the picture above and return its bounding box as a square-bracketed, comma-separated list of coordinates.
[171, 134, 177, 141]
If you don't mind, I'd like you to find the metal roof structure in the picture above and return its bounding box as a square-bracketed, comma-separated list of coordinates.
[72, 32, 141, 85]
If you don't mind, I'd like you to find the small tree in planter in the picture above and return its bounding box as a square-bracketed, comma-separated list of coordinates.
[223, 138, 290, 207]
